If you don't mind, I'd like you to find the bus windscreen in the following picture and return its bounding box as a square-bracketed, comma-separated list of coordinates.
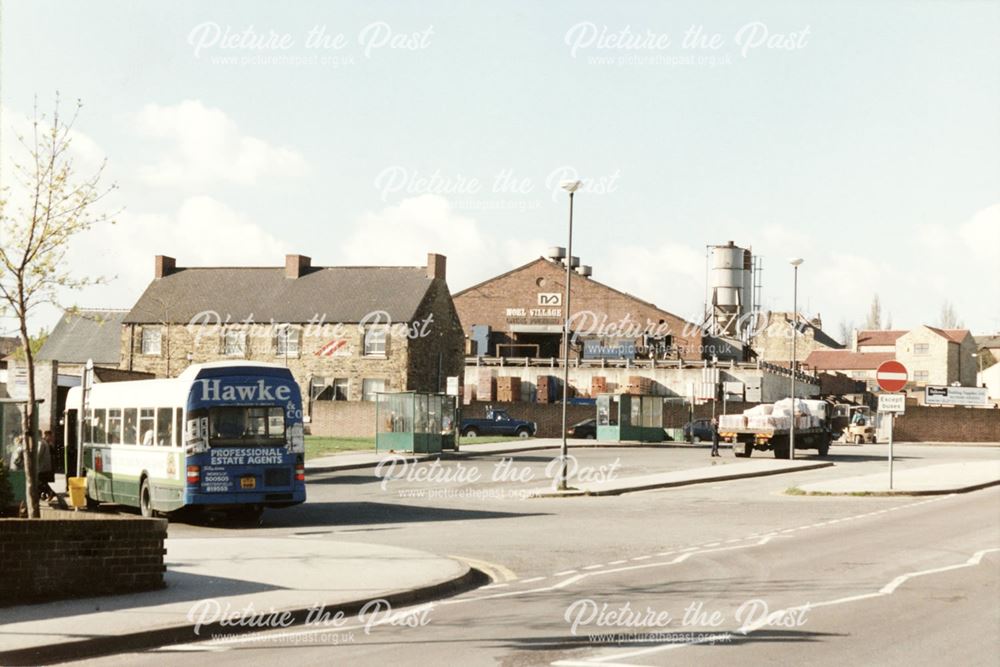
[208, 406, 285, 446]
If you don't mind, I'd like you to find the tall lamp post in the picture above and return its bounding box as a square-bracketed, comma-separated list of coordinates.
[788, 258, 804, 460]
[557, 179, 582, 491]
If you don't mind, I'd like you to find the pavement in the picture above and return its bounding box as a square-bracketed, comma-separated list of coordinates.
[793, 460, 1000, 495]
[305, 438, 702, 474]
[0, 537, 480, 665]
[529, 458, 834, 497]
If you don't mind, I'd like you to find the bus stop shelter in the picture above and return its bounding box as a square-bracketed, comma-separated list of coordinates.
[376, 392, 457, 453]
[596, 393, 664, 442]
[1, 399, 42, 505]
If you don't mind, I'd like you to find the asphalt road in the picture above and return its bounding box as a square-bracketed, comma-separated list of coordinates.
[77, 444, 1000, 666]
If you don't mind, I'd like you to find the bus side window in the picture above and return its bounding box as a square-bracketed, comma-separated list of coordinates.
[124, 408, 138, 445]
[140, 408, 155, 446]
[157, 408, 173, 447]
[107, 409, 121, 445]
[93, 409, 107, 444]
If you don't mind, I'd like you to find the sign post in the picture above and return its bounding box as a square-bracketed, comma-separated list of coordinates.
[876, 361, 909, 490]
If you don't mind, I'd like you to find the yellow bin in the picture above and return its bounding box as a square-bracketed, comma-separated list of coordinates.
[68, 477, 87, 509]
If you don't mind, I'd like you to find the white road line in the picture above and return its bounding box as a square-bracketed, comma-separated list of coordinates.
[583, 564, 604, 570]
[521, 576, 546, 583]
[607, 560, 627, 565]
[555, 570, 578, 576]
[566, 547, 1000, 665]
[630, 555, 652, 561]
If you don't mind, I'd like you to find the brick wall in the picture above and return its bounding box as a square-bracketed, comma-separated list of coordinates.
[453, 258, 702, 360]
[310, 401, 378, 437]
[461, 401, 760, 437]
[0, 511, 167, 604]
[894, 406, 1000, 442]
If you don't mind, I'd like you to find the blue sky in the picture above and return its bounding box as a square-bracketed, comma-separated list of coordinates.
[2, 0, 998, 336]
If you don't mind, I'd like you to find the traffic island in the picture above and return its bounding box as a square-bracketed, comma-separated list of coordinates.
[529, 458, 834, 497]
[0, 538, 485, 665]
[787, 461, 1000, 496]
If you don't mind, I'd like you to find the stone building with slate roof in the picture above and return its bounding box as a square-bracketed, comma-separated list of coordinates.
[121, 253, 465, 414]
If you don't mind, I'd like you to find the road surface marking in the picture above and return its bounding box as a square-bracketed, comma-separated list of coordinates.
[556, 545, 1000, 666]
[555, 569, 578, 576]
[630, 555, 652, 561]
[521, 576, 546, 583]
[607, 560, 627, 565]
[449, 555, 518, 582]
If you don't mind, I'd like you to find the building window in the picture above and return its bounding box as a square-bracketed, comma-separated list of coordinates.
[141, 327, 162, 355]
[362, 378, 386, 401]
[275, 325, 300, 356]
[914, 370, 929, 382]
[333, 378, 349, 401]
[914, 343, 929, 355]
[310, 377, 328, 402]
[364, 327, 387, 356]
[223, 329, 246, 357]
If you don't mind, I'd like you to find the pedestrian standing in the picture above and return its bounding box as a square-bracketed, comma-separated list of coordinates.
[37, 430, 56, 501]
[710, 418, 720, 457]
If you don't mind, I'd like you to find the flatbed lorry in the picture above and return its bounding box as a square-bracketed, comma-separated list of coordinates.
[720, 398, 847, 459]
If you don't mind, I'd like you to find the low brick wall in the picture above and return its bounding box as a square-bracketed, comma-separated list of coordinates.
[309, 398, 764, 438]
[309, 401, 378, 437]
[0, 510, 167, 605]
[895, 406, 1000, 442]
[461, 401, 761, 437]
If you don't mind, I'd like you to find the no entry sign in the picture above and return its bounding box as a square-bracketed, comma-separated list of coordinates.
[876, 360, 908, 393]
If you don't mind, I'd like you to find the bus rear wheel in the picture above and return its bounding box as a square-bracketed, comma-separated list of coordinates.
[139, 478, 154, 518]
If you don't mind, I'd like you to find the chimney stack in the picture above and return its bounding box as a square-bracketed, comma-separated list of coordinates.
[427, 253, 446, 281]
[155, 255, 176, 278]
[285, 254, 311, 279]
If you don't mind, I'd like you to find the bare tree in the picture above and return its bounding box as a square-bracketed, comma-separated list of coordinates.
[0, 96, 115, 517]
[939, 300, 963, 329]
[864, 294, 883, 330]
[837, 318, 855, 347]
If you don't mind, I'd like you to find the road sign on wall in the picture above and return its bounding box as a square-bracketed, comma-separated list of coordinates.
[925, 385, 988, 407]
[876, 360, 908, 393]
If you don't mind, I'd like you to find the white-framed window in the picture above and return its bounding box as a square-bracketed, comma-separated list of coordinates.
[309, 377, 328, 401]
[276, 325, 300, 356]
[364, 327, 387, 356]
[362, 378, 386, 401]
[333, 378, 349, 401]
[141, 327, 162, 355]
[914, 343, 929, 355]
[223, 329, 247, 357]
[913, 370, 929, 382]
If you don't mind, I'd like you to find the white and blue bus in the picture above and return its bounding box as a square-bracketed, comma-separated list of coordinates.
[64, 362, 306, 519]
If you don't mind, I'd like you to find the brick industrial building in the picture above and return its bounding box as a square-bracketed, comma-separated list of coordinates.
[454, 251, 819, 403]
[121, 253, 465, 423]
[454, 253, 703, 362]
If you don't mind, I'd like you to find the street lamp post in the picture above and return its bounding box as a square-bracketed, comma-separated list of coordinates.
[789, 258, 804, 460]
[557, 179, 582, 491]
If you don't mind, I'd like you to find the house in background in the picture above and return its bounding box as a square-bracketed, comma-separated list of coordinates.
[120, 253, 465, 419]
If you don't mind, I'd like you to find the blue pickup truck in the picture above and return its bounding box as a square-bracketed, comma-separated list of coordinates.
[461, 408, 537, 438]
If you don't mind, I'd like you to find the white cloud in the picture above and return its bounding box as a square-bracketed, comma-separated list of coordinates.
[134, 100, 307, 188]
[62, 196, 290, 315]
[341, 194, 549, 288]
[600, 242, 707, 320]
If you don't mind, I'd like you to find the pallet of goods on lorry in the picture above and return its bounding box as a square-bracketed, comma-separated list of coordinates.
[747, 415, 791, 430]
[719, 414, 747, 431]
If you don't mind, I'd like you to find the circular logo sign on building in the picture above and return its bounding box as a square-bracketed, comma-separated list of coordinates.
[876, 360, 908, 393]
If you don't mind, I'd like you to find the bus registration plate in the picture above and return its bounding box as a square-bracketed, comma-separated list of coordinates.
[240, 476, 256, 489]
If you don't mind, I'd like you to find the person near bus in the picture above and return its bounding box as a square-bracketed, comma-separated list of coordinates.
[37, 430, 57, 501]
[710, 418, 720, 457]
